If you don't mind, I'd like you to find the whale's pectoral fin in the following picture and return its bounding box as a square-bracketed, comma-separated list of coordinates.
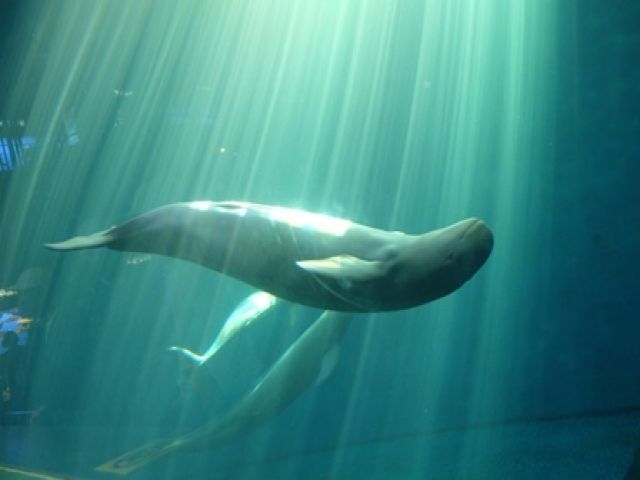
[296, 255, 388, 282]
[44, 228, 115, 251]
[315, 344, 341, 386]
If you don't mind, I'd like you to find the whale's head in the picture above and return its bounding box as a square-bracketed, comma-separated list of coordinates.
[394, 217, 494, 306]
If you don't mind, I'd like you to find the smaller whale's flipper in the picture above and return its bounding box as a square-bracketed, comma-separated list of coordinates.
[44, 228, 115, 251]
[297, 255, 388, 282]
[315, 344, 341, 386]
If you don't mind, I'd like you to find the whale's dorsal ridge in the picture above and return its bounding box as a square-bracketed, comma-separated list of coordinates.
[296, 255, 388, 282]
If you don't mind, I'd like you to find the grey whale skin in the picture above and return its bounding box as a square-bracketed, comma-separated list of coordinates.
[45, 201, 494, 312]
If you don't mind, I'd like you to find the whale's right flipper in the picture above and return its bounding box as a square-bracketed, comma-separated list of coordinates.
[44, 228, 115, 251]
[316, 344, 341, 386]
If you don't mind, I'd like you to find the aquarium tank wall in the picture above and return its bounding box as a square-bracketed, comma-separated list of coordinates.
[0, 0, 638, 479]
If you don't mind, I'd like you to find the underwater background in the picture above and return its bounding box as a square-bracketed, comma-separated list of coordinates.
[0, 0, 639, 478]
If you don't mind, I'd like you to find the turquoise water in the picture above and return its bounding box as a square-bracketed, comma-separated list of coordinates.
[0, 1, 638, 478]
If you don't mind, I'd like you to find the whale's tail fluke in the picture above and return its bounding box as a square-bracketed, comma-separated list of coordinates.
[96, 437, 183, 475]
[168, 346, 206, 367]
[167, 291, 278, 370]
[44, 228, 115, 251]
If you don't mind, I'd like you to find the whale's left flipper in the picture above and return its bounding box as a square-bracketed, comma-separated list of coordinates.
[296, 255, 388, 282]
[44, 228, 115, 251]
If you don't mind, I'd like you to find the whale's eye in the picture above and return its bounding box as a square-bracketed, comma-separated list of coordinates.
[379, 245, 399, 262]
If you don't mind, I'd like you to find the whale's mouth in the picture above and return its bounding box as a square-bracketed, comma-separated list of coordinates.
[462, 218, 494, 266]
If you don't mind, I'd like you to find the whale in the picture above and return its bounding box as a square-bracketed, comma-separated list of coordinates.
[97, 309, 352, 475]
[169, 290, 278, 367]
[45, 201, 494, 312]
[168, 291, 279, 416]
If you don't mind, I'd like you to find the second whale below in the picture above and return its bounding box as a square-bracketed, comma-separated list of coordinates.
[45, 201, 494, 312]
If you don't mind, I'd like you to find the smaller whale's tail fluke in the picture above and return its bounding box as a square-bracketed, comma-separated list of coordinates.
[168, 346, 206, 367]
[168, 290, 278, 370]
[44, 228, 115, 251]
[167, 290, 279, 415]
